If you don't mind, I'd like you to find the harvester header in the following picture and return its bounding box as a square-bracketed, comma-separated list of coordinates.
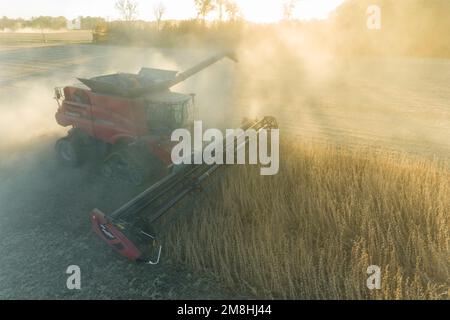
[53, 50, 277, 265]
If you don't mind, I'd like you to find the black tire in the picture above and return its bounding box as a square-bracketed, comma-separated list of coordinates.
[55, 137, 82, 167]
[101, 149, 146, 186]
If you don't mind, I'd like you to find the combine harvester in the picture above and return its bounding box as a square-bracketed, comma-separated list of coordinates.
[54, 52, 277, 263]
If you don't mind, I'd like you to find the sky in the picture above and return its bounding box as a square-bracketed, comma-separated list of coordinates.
[0, 0, 345, 22]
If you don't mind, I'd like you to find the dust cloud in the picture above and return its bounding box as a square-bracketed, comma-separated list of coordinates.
[222, 25, 450, 158]
[0, 83, 64, 155]
[0, 14, 449, 298]
[2, 36, 450, 171]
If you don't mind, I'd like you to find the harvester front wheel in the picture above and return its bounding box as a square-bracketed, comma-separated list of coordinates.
[55, 137, 82, 167]
[101, 149, 146, 186]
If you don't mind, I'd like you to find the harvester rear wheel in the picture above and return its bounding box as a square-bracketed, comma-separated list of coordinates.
[55, 137, 82, 167]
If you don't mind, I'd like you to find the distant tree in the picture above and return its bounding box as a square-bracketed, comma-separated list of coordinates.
[80, 17, 107, 30]
[0, 16, 20, 30]
[282, 0, 298, 21]
[329, 0, 450, 57]
[216, 0, 225, 21]
[115, 0, 138, 22]
[153, 2, 166, 31]
[28, 16, 65, 29]
[224, 0, 240, 21]
[194, 0, 215, 24]
[30, 16, 51, 29]
[51, 16, 67, 29]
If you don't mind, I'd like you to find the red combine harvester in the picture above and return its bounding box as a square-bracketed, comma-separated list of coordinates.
[54, 52, 278, 263]
[54, 52, 237, 184]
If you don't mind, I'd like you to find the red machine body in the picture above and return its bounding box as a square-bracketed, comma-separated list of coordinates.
[55, 86, 175, 166]
[54, 53, 236, 184]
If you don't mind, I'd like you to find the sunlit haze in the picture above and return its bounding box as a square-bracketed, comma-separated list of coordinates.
[0, 0, 345, 22]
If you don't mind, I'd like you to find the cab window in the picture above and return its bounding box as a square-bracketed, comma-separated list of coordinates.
[72, 90, 91, 105]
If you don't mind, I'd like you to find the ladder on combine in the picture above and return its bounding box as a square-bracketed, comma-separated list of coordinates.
[91, 116, 278, 264]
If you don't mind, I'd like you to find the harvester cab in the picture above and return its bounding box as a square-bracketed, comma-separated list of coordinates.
[144, 90, 195, 134]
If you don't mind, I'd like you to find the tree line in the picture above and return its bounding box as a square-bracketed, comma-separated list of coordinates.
[329, 0, 450, 57]
[2, 0, 450, 58]
[0, 16, 106, 30]
[0, 0, 297, 31]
